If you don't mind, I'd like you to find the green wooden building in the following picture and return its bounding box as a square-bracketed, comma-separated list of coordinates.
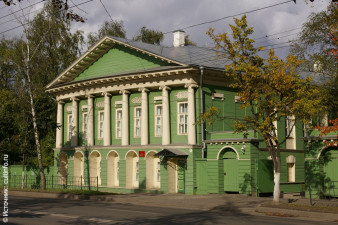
[46, 32, 337, 196]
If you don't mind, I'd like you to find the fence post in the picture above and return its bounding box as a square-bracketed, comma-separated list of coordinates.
[97, 176, 98, 191]
[81, 176, 82, 190]
[52, 175, 53, 189]
[66, 175, 68, 189]
[25, 174, 27, 189]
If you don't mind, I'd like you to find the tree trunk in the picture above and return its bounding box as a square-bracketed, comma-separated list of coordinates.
[273, 151, 281, 204]
[27, 74, 46, 190]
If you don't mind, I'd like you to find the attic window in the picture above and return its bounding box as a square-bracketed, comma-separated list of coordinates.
[212, 93, 224, 101]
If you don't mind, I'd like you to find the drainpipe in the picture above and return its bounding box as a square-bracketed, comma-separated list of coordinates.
[200, 66, 206, 158]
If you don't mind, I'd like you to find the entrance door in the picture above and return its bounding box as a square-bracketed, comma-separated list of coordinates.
[177, 159, 186, 193]
[223, 155, 238, 192]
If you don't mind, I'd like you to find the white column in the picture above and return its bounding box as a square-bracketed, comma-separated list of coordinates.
[185, 84, 198, 145]
[56, 101, 64, 148]
[71, 97, 79, 147]
[120, 90, 130, 146]
[103, 92, 111, 146]
[87, 95, 94, 146]
[140, 88, 149, 145]
[160, 86, 171, 145]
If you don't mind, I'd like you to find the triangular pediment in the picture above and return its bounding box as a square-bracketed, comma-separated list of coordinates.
[46, 36, 185, 89]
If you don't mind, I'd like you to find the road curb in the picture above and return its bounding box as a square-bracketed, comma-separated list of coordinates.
[255, 206, 338, 222]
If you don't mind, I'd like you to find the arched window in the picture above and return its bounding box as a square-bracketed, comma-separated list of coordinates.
[73, 151, 84, 185]
[107, 151, 119, 187]
[90, 151, 101, 186]
[58, 152, 68, 185]
[126, 151, 139, 188]
[286, 155, 296, 183]
[146, 151, 160, 189]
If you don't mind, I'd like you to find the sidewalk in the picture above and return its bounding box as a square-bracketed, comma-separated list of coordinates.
[9, 191, 338, 223]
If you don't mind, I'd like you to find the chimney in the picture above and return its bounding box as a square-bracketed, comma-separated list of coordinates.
[173, 30, 185, 47]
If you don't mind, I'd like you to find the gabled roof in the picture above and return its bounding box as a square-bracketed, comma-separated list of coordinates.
[46, 36, 229, 90]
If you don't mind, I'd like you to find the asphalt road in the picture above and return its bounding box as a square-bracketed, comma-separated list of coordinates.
[4, 196, 337, 225]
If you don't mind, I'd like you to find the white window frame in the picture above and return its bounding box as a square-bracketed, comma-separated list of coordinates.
[67, 114, 73, 141]
[135, 161, 139, 182]
[154, 104, 162, 137]
[115, 109, 122, 139]
[98, 110, 104, 140]
[286, 115, 295, 138]
[156, 161, 161, 183]
[287, 163, 296, 182]
[134, 107, 141, 138]
[177, 102, 188, 135]
[82, 112, 88, 141]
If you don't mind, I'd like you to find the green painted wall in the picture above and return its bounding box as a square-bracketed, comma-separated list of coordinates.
[74, 45, 174, 82]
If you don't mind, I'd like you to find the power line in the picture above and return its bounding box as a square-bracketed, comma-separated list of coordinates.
[0, 0, 44, 20]
[253, 27, 301, 40]
[0, 0, 94, 35]
[163, 0, 295, 34]
[99, 0, 114, 22]
[255, 32, 299, 45]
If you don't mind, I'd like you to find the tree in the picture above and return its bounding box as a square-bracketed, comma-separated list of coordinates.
[87, 20, 126, 48]
[1, 0, 85, 22]
[184, 35, 197, 46]
[133, 26, 164, 45]
[206, 15, 325, 204]
[290, 3, 338, 119]
[4, 2, 83, 190]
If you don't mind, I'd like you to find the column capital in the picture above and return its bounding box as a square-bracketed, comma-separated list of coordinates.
[138, 87, 149, 92]
[159, 86, 171, 91]
[119, 90, 130, 95]
[184, 83, 199, 89]
[87, 94, 95, 98]
[57, 100, 65, 104]
[70, 97, 80, 101]
[102, 92, 112, 97]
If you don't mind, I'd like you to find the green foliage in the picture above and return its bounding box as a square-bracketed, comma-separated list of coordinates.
[184, 35, 197, 46]
[133, 26, 164, 45]
[207, 15, 325, 144]
[87, 20, 126, 48]
[290, 3, 338, 118]
[0, 2, 83, 166]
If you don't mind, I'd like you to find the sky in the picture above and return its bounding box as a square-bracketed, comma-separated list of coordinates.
[0, 0, 332, 58]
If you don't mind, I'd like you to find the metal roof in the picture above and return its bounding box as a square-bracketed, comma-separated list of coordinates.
[111, 37, 229, 70]
[154, 148, 188, 157]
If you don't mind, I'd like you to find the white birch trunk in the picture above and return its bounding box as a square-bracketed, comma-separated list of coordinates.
[273, 171, 280, 204]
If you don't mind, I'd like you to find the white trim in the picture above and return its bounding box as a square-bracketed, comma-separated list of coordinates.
[89, 150, 102, 158]
[154, 104, 163, 137]
[216, 146, 240, 160]
[124, 150, 139, 160]
[145, 150, 158, 160]
[115, 108, 122, 139]
[106, 150, 120, 160]
[97, 110, 104, 140]
[82, 112, 88, 141]
[177, 101, 188, 135]
[317, 146, 337, 159]
[67, 114, 73, 142]
[134, 106, 142, 138]
[74, 150, 84, 158]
